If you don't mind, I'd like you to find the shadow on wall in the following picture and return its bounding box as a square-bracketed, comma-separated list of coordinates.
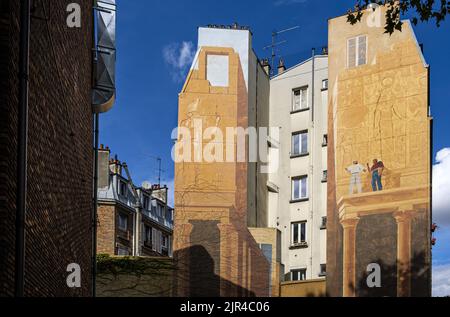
[348, 251, 430, 297]
[174, 245, 256, 297]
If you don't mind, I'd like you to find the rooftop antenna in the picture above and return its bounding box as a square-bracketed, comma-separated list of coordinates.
[147, 155, 165, 186]
[263, 26, 300, 76]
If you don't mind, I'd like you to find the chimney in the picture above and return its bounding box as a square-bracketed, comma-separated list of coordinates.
[109, 155, 122, 175]
[260, 58, 271, 76]
[278, 58, 286, 75]
[98, 145, 110, 189]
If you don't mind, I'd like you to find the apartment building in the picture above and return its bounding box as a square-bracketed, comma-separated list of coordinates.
[268, 56, 328, 282]
[327, 5, 432, 297]
[97, 146, 174, 258]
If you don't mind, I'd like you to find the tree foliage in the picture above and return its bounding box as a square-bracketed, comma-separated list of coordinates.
[347, 0, 450, 34]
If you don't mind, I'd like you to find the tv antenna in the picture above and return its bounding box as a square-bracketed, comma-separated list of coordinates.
[148, 155, 166, 186]
[263, 26, 300, 76]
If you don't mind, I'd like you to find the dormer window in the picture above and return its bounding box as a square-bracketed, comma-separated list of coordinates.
[119, 180, 127, 196]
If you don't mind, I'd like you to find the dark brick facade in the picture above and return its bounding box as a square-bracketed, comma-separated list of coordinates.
[0, 0, 93, 296]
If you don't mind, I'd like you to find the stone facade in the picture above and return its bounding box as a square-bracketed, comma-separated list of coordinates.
[0, 0, 93, 296]
[327, 6, 432, 297]
[97, 148, 174, 258]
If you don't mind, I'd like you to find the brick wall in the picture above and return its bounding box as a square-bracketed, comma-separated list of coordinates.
[97, 203, 135, 256]
[0, 0, 18, 297]
[97, 204, 115, 255]
[115, 206, 134, 254]
[0, 0, 93, 296]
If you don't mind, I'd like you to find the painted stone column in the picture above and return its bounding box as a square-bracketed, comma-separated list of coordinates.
[394, 210, 414, 297]
[341, 217, 360, 297]
[217, 223, 234, 296]
[173, 223, 193, 297]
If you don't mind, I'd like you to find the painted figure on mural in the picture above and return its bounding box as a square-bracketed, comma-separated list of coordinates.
[368, 159, 385, 191]
[346, 161, 366, 195]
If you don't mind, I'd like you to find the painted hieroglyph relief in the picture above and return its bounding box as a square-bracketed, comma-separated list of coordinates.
[327, 7, 432, 298]
[335, 37, 429, 197]
[173, 44, 272, 297]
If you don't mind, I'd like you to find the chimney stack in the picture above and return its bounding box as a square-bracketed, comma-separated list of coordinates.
[110, 154, 122, 175]
[260, 58, 271, 76]
[98, 145, 111, 188]
[278, 58, 286, 75]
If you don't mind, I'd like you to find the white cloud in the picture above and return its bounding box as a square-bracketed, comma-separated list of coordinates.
[433, 263, 450, 297]
[162, 41, 196, 83]
[274, 0, 307, 6]
[433, 148, 450, 227]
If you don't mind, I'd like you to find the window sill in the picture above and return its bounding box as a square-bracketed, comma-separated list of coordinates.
[322, 143, 328, 147]
[290, 198, 309, 204]
[321, 179, 328, 183]
[290, 108, 310, 115]
[320, 226, 327, 230]
[290, 153, 309, 159]
[289, 243, 309, 250]
[318, 273, 327, 277]
[321, 88, 328, 92]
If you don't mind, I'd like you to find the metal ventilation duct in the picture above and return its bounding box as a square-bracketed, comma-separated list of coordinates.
[92, 0, 116, 113]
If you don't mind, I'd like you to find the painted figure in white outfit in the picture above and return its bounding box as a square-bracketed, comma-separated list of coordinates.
[346, 161, 366, 194]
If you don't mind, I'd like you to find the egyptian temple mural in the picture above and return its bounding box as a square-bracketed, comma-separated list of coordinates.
[327, 6, 432, 297]
[173, 43, 272, 297]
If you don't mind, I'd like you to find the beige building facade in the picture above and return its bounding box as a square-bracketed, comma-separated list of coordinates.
[173, 25, 276, 297]
[327, 6, 432, 297]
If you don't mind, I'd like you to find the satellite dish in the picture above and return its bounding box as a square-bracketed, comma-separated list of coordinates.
[142, 181, 152, 190]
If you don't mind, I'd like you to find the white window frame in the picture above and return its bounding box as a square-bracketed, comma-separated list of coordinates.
[322, 79, 328, 90]
[291, 131, 308, 156]
[291, 268, 307, 281]
[291, 221, 307, 245]
[292, 86, 309, 112]
[347, 35, 367, 68]
[291, 176, 308, 201]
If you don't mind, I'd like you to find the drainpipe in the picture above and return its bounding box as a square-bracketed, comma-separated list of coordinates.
[309, 48, 315, 279]
[92, 113, 99, 297]
[15, 0, 31, 298]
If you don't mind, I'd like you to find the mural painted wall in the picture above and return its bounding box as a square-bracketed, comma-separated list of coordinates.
[173, 30, 272, 297]
[327, 6, 432, 297]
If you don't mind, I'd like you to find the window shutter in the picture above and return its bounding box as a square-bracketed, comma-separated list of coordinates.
[152, 228, 156, 251]
[157, 230, 162, 254]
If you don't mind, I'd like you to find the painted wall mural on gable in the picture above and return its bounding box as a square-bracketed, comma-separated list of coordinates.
[327, 6, 432, 298]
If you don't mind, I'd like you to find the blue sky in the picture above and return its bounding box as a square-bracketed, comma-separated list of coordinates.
[99, 0, 450, 295]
